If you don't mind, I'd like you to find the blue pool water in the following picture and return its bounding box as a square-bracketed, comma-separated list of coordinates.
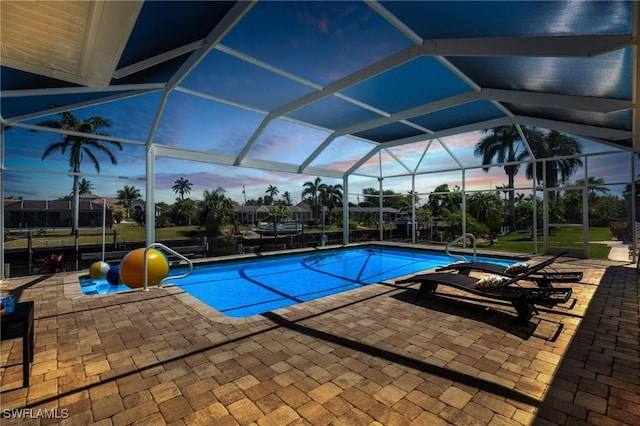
[80, 246, 513, 317]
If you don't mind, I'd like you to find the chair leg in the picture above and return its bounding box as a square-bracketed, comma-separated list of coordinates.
[416, 282, 438, 299]
[537, 277, 553, 288]
[23, 326, 31, 387]
[29, 324, 34, 362]
[512, 300, 536, 325]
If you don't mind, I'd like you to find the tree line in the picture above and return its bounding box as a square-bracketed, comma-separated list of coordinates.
[34, 112, 636, 242]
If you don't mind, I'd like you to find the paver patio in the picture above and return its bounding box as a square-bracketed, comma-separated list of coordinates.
[1, 248, 638, 425]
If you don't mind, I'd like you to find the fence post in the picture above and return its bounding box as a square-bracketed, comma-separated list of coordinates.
[28, 230, 33, 275]
[635, 222, 639, 272]
[74, 230, 79, 271]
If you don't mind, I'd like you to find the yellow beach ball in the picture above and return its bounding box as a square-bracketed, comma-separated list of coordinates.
[89, 261, 110, 279]
[120, 248, 169, 289]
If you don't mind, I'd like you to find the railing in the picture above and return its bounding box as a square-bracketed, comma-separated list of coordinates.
[445, 233, 477, 263]
[143, 243, 194, 291]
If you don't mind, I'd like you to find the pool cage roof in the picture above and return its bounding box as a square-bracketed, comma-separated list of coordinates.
[2, 1, 638, 151]
[0, 1, 638, 230]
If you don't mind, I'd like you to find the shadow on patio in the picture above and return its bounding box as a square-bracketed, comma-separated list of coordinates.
[535, 264, 639, 425]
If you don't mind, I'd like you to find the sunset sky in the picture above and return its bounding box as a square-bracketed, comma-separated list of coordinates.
[4, 122, 633, 206]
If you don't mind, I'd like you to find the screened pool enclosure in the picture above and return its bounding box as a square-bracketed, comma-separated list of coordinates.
[1, 1, 638, 278]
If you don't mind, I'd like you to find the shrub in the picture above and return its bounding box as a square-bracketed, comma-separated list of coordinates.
[305, 219, 320, 228]
[609, 220, 628, 242]
[215, 235, 237, 255]
[112, 207, 126, 223]
[40, 253, 64, 273]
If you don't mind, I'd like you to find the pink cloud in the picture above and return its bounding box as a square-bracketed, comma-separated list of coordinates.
[318, 16, 329, 34]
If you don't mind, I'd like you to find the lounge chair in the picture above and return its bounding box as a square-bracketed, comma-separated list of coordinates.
[436, 255, 582, 288]
[396, 257, 573, 324]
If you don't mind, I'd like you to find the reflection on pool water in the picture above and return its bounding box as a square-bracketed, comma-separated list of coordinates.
[80, 280, 130, 296]
[80, 245, 514, 318]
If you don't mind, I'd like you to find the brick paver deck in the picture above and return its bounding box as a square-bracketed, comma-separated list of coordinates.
[1, 247, 638, 425]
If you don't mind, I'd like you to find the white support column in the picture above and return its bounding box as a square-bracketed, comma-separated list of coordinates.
[378, 151, 384, 241]
[532, 161, 538, 255]
[342, 175, 349, 244]
[633, 1, 640, 154]
[378, 177, 384, 241]
[542, 162, 549, 254]
[631, 151, 637, 263]
[145, 144, 156, 245]
[411, 174, 416, 244]
[0, 124, 5, 280]
[582, 157, 590, 258]
[461, 169, 466, 245]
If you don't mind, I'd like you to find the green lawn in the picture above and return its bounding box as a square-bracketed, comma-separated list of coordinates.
[472, 227, 614, 259]
[4, 222, 202, 249]
[5, 223, 616, 259]
[4, 222, 334, 249]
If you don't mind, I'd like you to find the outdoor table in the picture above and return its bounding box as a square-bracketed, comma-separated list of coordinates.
[1, 301, 34, 387]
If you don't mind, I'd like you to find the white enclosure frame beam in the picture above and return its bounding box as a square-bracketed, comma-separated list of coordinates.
[342, 175, 350, 244]
[632, 0, 640, 154]
[480, 89, 632, 113]
[0, 124, 4, 280]
[145, 144, 155, 246]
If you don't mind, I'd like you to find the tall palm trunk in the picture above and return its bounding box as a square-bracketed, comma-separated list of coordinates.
[71, 166, 80, 234]
[507, 172, 516, 232]
[505, 148, 517, 232]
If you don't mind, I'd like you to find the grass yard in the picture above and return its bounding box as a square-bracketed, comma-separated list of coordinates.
[4, 222, 202, 249]
[475, 227, 615, 259]
[4, 222, 333, 249]
[5, 222, 618, 259]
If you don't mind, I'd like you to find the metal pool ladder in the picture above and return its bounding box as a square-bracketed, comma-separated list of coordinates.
[143, 243, 194, 291]
[445, 233, 477, 263]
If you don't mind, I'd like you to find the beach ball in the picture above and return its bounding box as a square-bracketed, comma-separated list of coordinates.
[89, 261, 110, 279]
[120, 248, 169, 289]
[106, 265, 121, 286]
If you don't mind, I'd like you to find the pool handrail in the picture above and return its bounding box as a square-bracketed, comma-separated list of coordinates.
[445, 233, 477, 263]
[143, 243, 194, 291]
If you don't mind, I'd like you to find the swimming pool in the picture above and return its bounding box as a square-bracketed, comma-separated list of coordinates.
[80, 245, 515, 318]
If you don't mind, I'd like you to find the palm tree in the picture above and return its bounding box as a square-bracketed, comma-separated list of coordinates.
[199, 187, 234, 235]
[466, 191, 504, 244]
[281, 191, 292, 205]
[173, 198, 196, 226]
[562, 177, 610, 223]
[38, 111, 121, 233]
[272, 204, 292, 222]
[574, 177, 609, 198]
[172, 177, 193, 200]
[318, 183, 343, 225]
[265, 185, 279, 205]
[302, 177, 322, 219]
[474, 125, 538, 232]
[428, 184, 462, 217]
[518, 130, 583, 202]
[78, 178, 94, 195]
[116, 185, 141, 218]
